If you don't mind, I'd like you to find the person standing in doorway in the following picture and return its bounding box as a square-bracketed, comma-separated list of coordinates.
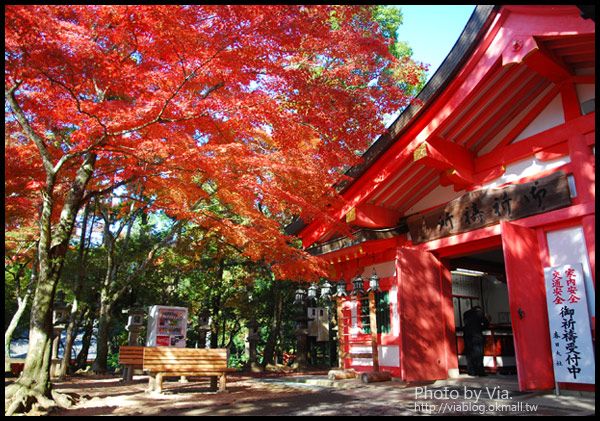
[463, 306, 489, 376]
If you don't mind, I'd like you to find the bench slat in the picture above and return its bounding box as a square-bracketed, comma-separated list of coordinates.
[147, 370, 235, 376]
[141, 347, 233, 393]
[118, 346, 145, 365]
[144, 348, 226, 354]
[142, 356, 226, 360]
[144, 366, 229, 371]
[120, 358, 143, 364]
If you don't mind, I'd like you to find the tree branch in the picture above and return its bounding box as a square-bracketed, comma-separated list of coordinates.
[5, 82, 55, 175]
[82, 177, 137, 203]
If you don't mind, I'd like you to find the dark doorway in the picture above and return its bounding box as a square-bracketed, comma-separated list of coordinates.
[448, 248, 517, 376]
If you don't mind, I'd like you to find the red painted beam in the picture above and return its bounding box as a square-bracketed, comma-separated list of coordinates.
[419, 136, 475, 173]
[389, 171, 437, 210]
[442, 60, 511, 141]
[380, 166, 433, 208]
[463, 75, 547, 150]
[560, 82, 582, 121]
[476, 112, 595, 172]
[471, 78, 551, 154]
[488, 84, 561, 153]
[396, 174, 441, 214]
[453, 66, 530, 147]
[348, 203, 402, 229]
[571, 75, 595, 84]
[523, 46, 573, 84]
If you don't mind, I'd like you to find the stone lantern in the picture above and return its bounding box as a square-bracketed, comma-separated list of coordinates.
[52, 291, 69, 328]
[293, 286, 309, 370]
[126, 307, 145, 331]
[51, 291, 70, 378]
[246, 319, 261, 372]
[122, 304, 146, 382]
[197, 310, 211, 349]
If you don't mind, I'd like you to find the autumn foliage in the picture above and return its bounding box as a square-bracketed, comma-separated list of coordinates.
[5, 5, 423, 280]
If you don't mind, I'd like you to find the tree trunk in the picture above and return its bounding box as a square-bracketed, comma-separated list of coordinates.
[5, 250, 37, 373]
[74, 311, 94, 372]
[262, 286, 283, 366]
[5, 266, 61, 415]
[5, 295, 30, 373]
[5, 152, 96, 415]
[57, 302, 78, 380]
[92, 300, 112, 374]
[209, 259, 224, 349]
[93, 206, 117, 374]
[58, 202, 91, 379]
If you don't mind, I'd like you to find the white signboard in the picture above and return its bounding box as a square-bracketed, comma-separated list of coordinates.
[146, 305, 188, 348]
[544, 263, 595, 384]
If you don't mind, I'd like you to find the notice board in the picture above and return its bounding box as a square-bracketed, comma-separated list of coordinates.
[544, 263, 595, 384]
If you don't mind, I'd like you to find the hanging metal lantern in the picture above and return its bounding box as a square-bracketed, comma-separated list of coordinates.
[367, 268, 380, 293]
[320, 281, 333, 301]
[336, 280, 347, 297]
[307, 283, 319, 301]
[293, 288, 307, 306]
[351, 274, 364, 296]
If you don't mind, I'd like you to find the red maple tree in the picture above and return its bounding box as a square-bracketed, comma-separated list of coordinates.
[5, 5, 423, 413]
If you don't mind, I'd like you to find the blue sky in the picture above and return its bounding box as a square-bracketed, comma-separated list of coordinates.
[395, 5, 476, 80]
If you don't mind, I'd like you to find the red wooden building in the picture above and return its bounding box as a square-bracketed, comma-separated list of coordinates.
[289, 5, 595, 391]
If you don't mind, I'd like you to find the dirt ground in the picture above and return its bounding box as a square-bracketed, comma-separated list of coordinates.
[6, 371, 595, 416]
[6, 371, 330, 416]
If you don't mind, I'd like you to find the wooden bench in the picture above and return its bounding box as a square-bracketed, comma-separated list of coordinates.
[118, 346, 145, 382]
[142, 347, 235, 393]
[118, 346, 145, 368]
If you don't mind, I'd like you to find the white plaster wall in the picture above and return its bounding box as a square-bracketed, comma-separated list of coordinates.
[546, 226, 595, 317]
[576, 84, 595, 105]
[481, 156, 571, 189]
[513, 94, 565, 142]
[379, 345, 400, 367]
[405, 184, 464, 215]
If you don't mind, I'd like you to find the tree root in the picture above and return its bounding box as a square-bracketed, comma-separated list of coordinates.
[4, 383, 79, 416]
[51, 389, 78, 408]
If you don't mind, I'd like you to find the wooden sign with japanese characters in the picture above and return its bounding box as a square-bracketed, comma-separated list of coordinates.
[407, 171, 571, 244]
[544, 263, 595, 384]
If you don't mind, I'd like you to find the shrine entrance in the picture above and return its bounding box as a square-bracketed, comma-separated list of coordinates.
[435, 221, 556, 391]
[448, 247, 517, 377]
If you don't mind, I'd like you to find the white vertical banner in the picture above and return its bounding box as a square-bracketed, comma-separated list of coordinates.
[544, 263, 595, 384]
